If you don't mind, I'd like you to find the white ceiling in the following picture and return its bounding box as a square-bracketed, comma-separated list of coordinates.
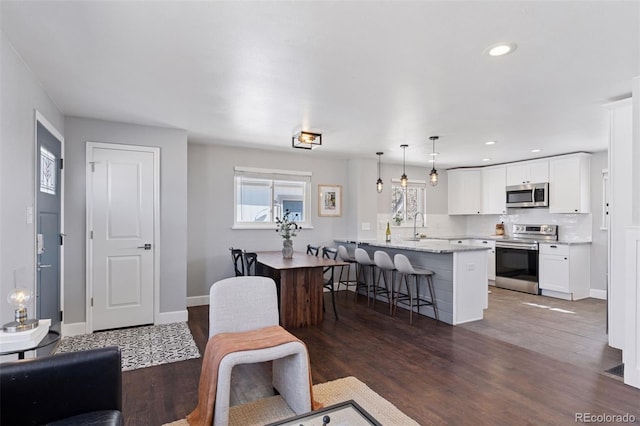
[2, 1, 639, 168]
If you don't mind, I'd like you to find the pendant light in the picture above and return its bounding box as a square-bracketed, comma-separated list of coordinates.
[376, 152, 384, 193]
[400, 144, 408, 188]
[429, 136, 439, 186]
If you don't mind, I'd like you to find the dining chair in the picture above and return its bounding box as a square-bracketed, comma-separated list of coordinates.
[229, 247, 245, 276]
[322, 247, 340, 320]
[244, 252, 258, 276]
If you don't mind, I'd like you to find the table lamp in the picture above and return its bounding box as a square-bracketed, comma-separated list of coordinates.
[2, 287, 39, 332]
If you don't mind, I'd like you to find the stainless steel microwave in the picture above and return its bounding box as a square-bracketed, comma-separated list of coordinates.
[506, 183, 549, 208]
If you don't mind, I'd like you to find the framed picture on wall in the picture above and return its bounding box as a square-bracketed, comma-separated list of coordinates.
[318, 184, 342, 217]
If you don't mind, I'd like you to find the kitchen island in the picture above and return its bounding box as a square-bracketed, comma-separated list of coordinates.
[336, 239, 490, 325]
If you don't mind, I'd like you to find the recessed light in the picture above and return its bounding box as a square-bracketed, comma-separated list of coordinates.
[485, 42, 518, 57]
[531, 149, 541, 153]
[482, 158, 491, 162]
[485, 141, 496, 145]
[429, 152, 440, 156]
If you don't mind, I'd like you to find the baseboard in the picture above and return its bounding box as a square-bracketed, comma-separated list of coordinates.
[158, 310, 188, 324]
[590, 289, 607, 300]
[62, 322, 86, 337]
[187, 295, 209, 307]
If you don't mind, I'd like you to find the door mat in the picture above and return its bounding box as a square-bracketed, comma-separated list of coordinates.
[54, 322, 200, 371]
[605, 363, 624, 377]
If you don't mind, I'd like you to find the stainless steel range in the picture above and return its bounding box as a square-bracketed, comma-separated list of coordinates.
[495, 224, 558, 294]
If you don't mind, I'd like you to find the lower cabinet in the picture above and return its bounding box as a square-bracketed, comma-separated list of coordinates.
[449, 239, 495, 281]
[539, 243, 590, 300]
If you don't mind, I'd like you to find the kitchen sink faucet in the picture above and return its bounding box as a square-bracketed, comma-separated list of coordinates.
[413, 212, 424, 239]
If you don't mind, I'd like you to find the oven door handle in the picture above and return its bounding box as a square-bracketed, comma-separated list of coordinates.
[495, 242, 539, 250]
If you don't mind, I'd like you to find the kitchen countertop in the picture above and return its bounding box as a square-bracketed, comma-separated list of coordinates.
[429, 235, 592, 245]
[335, 239, 491, 254]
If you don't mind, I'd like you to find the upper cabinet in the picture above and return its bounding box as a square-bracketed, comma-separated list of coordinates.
[549, 153, 591, 213]
[448, 168, 482, 215]
[481, 165, 506, 214]
[506, 159, 549, 186]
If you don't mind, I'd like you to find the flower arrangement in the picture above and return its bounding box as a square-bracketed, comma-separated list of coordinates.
[275, 210, 301, 239]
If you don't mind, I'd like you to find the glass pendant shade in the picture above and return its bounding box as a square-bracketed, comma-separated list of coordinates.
[428, 136, 439, 187]
[376, 152, 384, 193]
[429, 168, 438, 186]
[400, 145, 408, 188]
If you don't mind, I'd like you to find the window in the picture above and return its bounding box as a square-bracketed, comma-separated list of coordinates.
[40, 146, 56, 195]
[391, 180, 426, 225]
[234, 166, 312, 228]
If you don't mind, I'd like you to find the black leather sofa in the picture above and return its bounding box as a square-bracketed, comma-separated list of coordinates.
[0, 346, 123, 425]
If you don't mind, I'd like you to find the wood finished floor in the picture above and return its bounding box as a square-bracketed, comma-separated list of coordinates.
[122, 290, 640, 425]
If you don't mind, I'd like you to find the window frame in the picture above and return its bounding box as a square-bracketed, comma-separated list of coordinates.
[390, 178, 427, 226]
[233, 166, 313, 230]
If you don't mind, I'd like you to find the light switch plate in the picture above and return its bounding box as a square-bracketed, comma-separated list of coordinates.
[361, 222, 370, 231]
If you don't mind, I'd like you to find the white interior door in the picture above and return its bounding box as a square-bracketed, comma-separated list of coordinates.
[87, 143, 159, 331]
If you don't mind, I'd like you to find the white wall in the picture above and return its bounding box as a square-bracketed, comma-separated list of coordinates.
[0, 32, 64, 325]
[589, 150, 608, 292]
[63, 117, 188, 323]
[187, 143, 348, 298]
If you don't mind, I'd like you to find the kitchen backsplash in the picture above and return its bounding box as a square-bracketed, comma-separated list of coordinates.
[466, 209, 593, 241]
[374, 210, 592, 242]
[376, 213, 466, 242]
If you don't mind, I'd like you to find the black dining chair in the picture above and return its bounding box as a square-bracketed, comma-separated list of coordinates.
[244, 252, 258, 276]
[322, 246, 340, 320]
[306, 244, 320, 257]
[229, 247, 245, 276]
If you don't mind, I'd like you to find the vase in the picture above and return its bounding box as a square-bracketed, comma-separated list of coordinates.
[282, 239, 294, 259]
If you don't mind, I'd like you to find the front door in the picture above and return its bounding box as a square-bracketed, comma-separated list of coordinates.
[87, 143, 158, 331]
[36, 119, 62, 333]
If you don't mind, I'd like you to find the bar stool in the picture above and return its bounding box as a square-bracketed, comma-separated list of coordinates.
[354, 248, 376, 306]
[337, 245, 357, 296]
[393, 253, 439, 325]
[373, 251, 395, 314]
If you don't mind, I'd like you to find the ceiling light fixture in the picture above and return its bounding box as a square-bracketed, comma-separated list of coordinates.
[292, 131, 322, 150]
[485, 42, 518, 57]
[531, 148, 541, 153]
[485, 141, 496, 145]
[429, 136, 439, 187]
[482, 158, 491, 162]
[400, 144, 408, 188]
[376, 152, 384, 193]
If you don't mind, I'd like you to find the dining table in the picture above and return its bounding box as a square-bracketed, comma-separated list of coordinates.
[255, 251, 349, 328]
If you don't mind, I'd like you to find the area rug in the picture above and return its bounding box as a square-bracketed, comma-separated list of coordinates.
[54, 322, 200, 371]
[164, 376, 419, 425]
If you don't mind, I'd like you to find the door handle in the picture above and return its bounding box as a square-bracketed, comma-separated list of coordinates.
[37, 263, 52, 271]
[137, 243, 152, 250]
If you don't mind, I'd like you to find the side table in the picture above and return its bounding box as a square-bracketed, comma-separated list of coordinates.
[0, 330, 60, 360]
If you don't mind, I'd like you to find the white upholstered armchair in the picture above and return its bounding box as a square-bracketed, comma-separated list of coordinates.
[204, 276, 312, 426]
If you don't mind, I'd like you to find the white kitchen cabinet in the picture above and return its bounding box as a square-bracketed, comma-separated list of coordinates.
[539, 243, 590, 300]
[448, 169, 482, 215]
[481, 165, 506, 214]
[549, 153, 591, 213]
[506, 159, 549, 186]
[449, 239, 495, 280]
[472, 239, 496, 280]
